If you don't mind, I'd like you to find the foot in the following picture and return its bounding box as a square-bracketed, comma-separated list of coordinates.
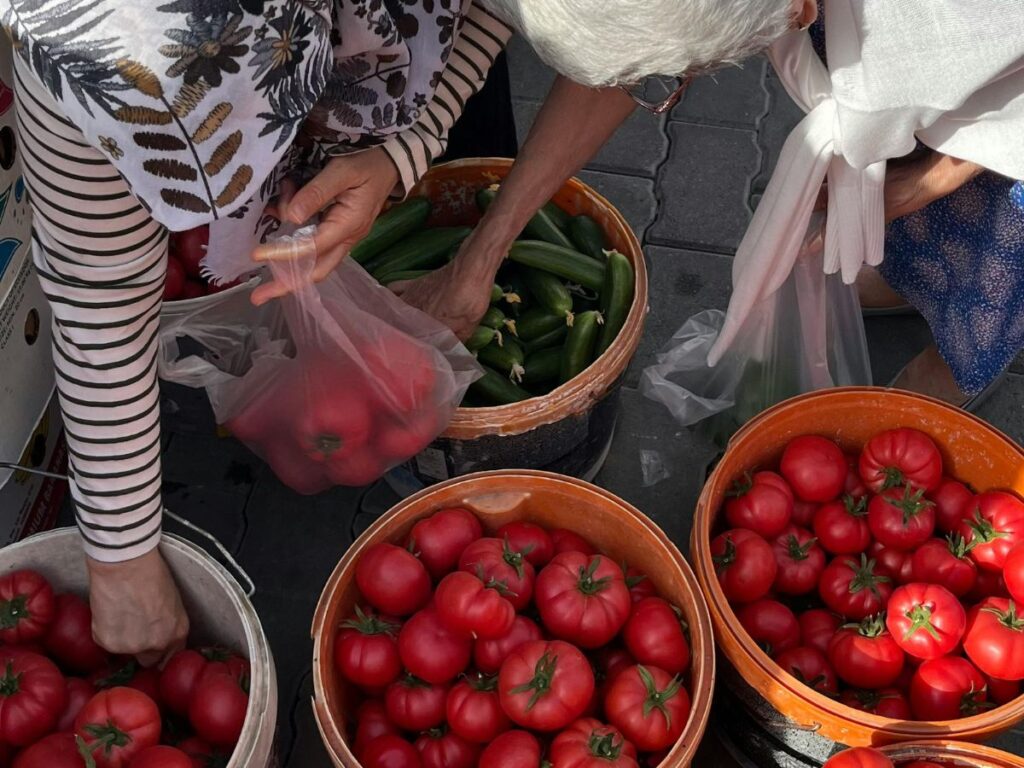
[857, 267, 909, 309]
[891, 345, 969, 407]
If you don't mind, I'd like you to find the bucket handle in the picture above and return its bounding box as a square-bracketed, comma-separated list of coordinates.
[0, 462, 256, 598]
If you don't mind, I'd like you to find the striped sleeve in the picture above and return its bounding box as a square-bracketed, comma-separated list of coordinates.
[382, 1, 514, 196]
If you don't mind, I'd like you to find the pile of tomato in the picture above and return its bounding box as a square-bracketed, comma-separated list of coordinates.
[336, 508, 693, 768]
[823, 746, 965, 768]
[164, 226, 243, 301]
[0, 569, 250, 767]
[713, 427, 1024, 721]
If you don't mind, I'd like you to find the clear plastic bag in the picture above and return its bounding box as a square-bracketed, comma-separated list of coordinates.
[158, 226, 481, 493]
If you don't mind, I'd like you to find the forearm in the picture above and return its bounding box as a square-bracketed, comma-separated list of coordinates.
[886, 151, 985, 222]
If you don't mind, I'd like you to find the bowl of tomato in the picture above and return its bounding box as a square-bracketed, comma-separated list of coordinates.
[692, 387, 1024, 750]
[311, 469, 715, 767]
[879, 740, 1024, 767]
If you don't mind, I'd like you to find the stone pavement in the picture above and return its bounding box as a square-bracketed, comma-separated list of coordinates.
[126, 36, 1024, 768]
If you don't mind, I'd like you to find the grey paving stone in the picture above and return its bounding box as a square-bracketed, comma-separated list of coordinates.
[577, 169, 657, 241]
[283, 671, 335, 767]
[671, 57, 769, 129]
[506, 34, 556, 103]
[975, 371, 1024, 444]
[752, 70, 806, 199]
[863, 315, 934, 386]
[648, 122, 760, 253]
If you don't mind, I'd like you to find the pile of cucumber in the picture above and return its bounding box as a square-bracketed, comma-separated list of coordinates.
[351, 185, 635, 407]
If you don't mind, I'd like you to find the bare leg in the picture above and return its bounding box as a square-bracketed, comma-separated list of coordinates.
[891, 344, 968, 406]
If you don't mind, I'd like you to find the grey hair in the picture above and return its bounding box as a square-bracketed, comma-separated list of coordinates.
[482, 0, 796, 87]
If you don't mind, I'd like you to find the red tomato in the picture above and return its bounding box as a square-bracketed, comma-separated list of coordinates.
[478, 730, 543, 768]
[384, 675, 448, 731]
[549, 717, 639, 768]
[473, 615, 544, 674]
[843, 454, 869, 499]
[460, 538, 536, 612]
[129, 746, 192, 768]
[360, 331, 436, 415]
[180, 280, 205, 300]
[592, 647, 636, 711]
[859, 428, 942, 493]
[724, 471, 794, 538]
[91, 659, 161, 703]
[188, 671, 247, 748]
[813, 496, 870, 556]
[76, 687, 161, 768]
[445, 673, 510, 743]
[43, 594, 108, 674]
[621, 566, 656, 604]
[408, 508, 483, 580]
[819, 555, 893, 620]
[0, 570, 55, 644]
[550, 530, 597, 557]
[353, 700, 399, 758]
[771, 525, 826, 595]
[867, 485, 936, 551]
[158, 651, 207, 717]
[886, 583, 966, 661]
[335, 607, 402, 689]
[496, 522, 554, 567]
[799, 609, 842, 655]
[604, 664, 688, 752]
[535, 553, 631, 649]
[780, 435, 846, 502]
[930, 477, 975, 533]
[960, 491, 1024, 571]
[57, 676, 95, 731]
[710, 529, 776, 604]
[0, 649, 67, 746]
[176, 737, 229, 768]
[963, 597, 1024, 681]
[621, 597, 690, 675]
[356, 543, 432, 617]
[838, 687, 911, 719]
[297, 374, 373, 469]
[774, 646, 838, 696]
[197, 647, 249, 689]
[910, 536, 978, 598]
[413, 728, 478, 768]
[397, 606, 472, 684]
[12, 733, 84, 768]
[375, 411, 439, 463]
[791, 500, 819, 528]
[1005, 543, 1024, 606]
[822, 748, 894, 768]
[737, 599, 799, 657]
[498, 640, 594, 731]
[828, 614, 904, 689]
[868, 541, 915, 586]
[967, 568, 1010, 603]
[435, 571, 516, 640]
[169, 227, 209, 278]
[910, 656, 987, 720]
[163, 257, 186, 301]
[361, 734, 422, 768]
[985, 674, 1021, 705]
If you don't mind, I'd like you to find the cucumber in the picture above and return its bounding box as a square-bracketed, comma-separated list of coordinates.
[366, 227, 471, 279]
[478, 337, 526, 382]
[517, 306, 568, 342]
[561, 310, 602, 383]
[596, 250, 635, 356]
[523, 268, 574, 325]
[523, 325, 568, 355]
[379, 269, 430, 285]
[541, 202, 571, 231]
[569, 215, 608, 261]
[502, 271, 532, 313]
[522, 347, 563, 386]
[490, 284, 505, 303]
[350, 196, 431, 265]
[481, 306, 507, 330]
[523, 205, 574, 249]
[508, 241, 606, 292]
[469, 365, 532, 405]
[466, 325, 502, 352]
[475, 184, 500, 213]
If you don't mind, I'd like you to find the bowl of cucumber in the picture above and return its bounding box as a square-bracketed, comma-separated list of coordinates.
[353, 158, 647, 485]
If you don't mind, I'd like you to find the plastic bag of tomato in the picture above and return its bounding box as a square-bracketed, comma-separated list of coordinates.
[163, 226, 250, 302]
[712, 427, 1024, 722]
[335, 507, 694, 768]
[0, 568, 249, 767]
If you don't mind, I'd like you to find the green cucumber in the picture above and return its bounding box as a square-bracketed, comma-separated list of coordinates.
[466, 325, 502, 352]
[477, 337, 525, 382]
[508, 241, 606, 292]
[475, 185, 500, 213]
[541, 202, 571, 231]
[516, 306, 568, 342]
[502, 271, 532, 313]
[481, 306, 506, 330]
[379, 269, 430, 285]
[523, 268, 574, 325]
[569, 215, 608, 261]
[523, 325, 568, 355]
[561, 310, 602, 383]
[490, 283, 505, 303]
[350, 196, 431, 265]
[523, 205, 574, 249]
[522, 347, 563, 386]
[596, 250, 635, 356]
[469, 365, 532, 405]
[366, 227, 471, 279]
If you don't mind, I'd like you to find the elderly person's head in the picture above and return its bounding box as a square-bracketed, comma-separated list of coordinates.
[484, 0, 814, 89]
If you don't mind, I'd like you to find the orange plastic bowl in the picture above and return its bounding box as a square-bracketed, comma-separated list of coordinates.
[312, 470, 715, 767]
[881, 740, 1024, 767]
[692, 387, 1024, 747]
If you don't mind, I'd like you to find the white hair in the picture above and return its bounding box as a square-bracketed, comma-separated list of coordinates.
[482, 0, 796, 87]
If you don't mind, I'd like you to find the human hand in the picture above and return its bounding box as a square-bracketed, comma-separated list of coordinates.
[86, 548, 190, 668]
[251, 147, 399, 306]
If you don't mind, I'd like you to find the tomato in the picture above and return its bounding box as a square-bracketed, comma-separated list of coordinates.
[176, 737, 229, 768]
[838, 687, 911, 719]
[604, 665, 688, 752]
[179, 280, 205, 300]
[860, 428, 942, 493]
[930, 477, 975, 533]
[622, 597, 690, 674]
[169, 226, 208, 278]
[335, 607, 402, 689]
[356, 543, 432, 617]
[535, 553, 631, 649]
[158, 651, 207, 717]
[621, 567, 656, 604]
[58, 676, 95, 732]
[413, 727, 478, 768]
[780, 435, 846, 502]
[0, 570, 55, 644]
[868, 485, 936, 551]
[164, 257, 186, 301]
[799, 609, 842, 655]
[398, 606, 472, 684]
[827, 614, 904, 689]
[724, 471, 793, 538]
[361, 331, 436, 416]
[76, 687, 161, 768]
[886, 583, 966, 661]
[43, 594, 108, 674]
[375, 411, 439, 464]
[353, 700, 400, 757]
[12, 733, 84, 768]
[985, 674, 1020, 705]
[384, 674, 448, 731]
[473, 615, 544, 674]
[910, 536, 977, 598]
[910, 656, 987, 720]
[361, 734, 421, 768]
[479, 730, 543, 768]
[408, 508, 483, 580]
[592, 648, 635, 710]
[1005, 542, 1024, 606]
[460, 538, 536, 612]
[445, 673, 510, 743]
[868, 541, 915, 586]
[813, 496, 870, 556]
[550, 530, 597, 557]
[771, 525, 826, 595]
[188, 671, 247, 747]
[967, 568, 1010, 603]
[822, 748, 894, 768]
[843, 454, 869, 499]
[819, 555, 893, 620]
[710, 529, 776, 604]
[435, 571, 516, 640]
[297, 370, 374, 468]
[774, 646, 838, 696]
[197, 647, 249, 688]
[736, 600, 799, 657]
[960, 491, 1024, 571]
[91, 659, 161, 703]
[129, 746, 192, 768]
[791, 500, 818, 528]
[0, 649, 67, 746]
[498, 640, 594, 731]
[549, 717, 639, 768]
[496, 522, 554, 567]
[963, 597, 1024, 681]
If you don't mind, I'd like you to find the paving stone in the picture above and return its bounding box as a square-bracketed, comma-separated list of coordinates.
[577, 170, 657, 241]
[161, 381, 218, 436]
[283, 671, 335, 767]
[648, 122, 760, 253]
[863, 315, 934, 386]
[671, 57, 769, 129]
[751, 70, 806, 199]
[975, 371, 1024, 444]
[506, 34, 556, 102]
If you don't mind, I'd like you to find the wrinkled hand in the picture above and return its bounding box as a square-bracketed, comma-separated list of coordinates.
[87, 548, 189, 668]
[251, 147, 399, 306]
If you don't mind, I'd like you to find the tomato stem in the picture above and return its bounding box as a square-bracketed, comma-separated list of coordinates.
[465, 672, 499, 692]
[75, 735, 98, 768]
[0, 595, 30, 631]
[946, 533, 975, 558]
[712, 537, 737, 569]
[82, 720, 131, 757]
[981, 600, 1024, 632]
[587, 731, 625, 760]
[844, 554, 891, 599]
[843, 494, 868, 518]
[725, 472, 754, 499]
[509, 652, 558, 711]
[637, 664, 682, 727]
[500, 537, 528, 579]
[964, 509, 1009, 546]
[855, 612, 887, 639]
[340, 605, 400, 637]
[0, 661, 20, 697]
[576, 557, 613, 596]
[785, 534, 817, 562]
[93, 660, 138, 690]
[882, 484, 935, 525]
[902, 603, 942, 642]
